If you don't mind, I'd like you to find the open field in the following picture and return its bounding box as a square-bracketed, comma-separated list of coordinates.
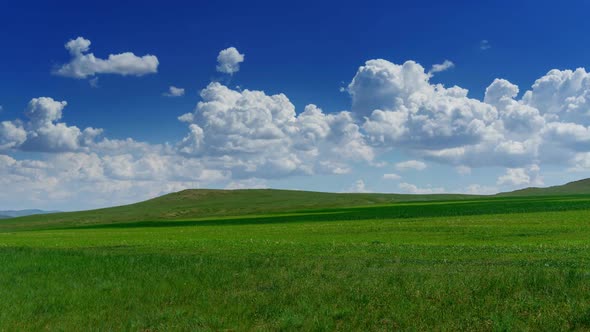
[3, 192, 590, 330]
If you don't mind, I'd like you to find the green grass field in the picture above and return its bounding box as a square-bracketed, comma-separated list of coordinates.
[3, 189, 590, 330]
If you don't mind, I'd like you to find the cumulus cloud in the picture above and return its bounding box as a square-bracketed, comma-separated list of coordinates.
[429, 60, 455, 75]
[177, 83, 373, 179]
[163, 86, 185, 97]
[54, 37, 159, 79]
[497, 165, 543, 187]
[26, 97, 67, 125]
[497, 168, 530, 186]
[352, 60, 498, 150]
[568, 152, 590, 172]
[523, 68, 590, 124]
[216, 47, 245, 74]
[383, 173, 401, 180]
[347, 179, 370, 193]
[347, 58, 590, 172]
[0, 97, 102, 152]
[485, 79, 545, 138]
[5, 50, 590, 208]
[0, 121, 27, 150]
[395, 160, 427, 171]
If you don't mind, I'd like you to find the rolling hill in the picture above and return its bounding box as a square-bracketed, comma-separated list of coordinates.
[0, 189, 475, 231]
[3, 178, 590, 232]
[498, 178, 590, 196]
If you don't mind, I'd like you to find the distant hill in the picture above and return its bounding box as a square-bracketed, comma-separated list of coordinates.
[499, 178, 590, 196]
[0, 209, 60, 218]
[4, 178, 590, 232]
[0, 189, 474, 231]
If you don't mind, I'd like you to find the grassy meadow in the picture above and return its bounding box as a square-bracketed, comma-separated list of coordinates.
[2, 191, 590, 330]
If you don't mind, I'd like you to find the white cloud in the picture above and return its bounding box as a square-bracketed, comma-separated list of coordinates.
[523, 68, 590, 124]
[0, 97, 102, 153]
[54, 37, 159, 79]
[485, 79, 545, 138]
[177, 83, 373, 179]
[347, 58, 590, 172]
[398, 182, 445, 194]
[347, 179, 370, 193]
[6, 50, 590, 209]
[497, 165, 543, 187]
[352, 60, 499, 150]
[383, 173, 401, 180]
[348, 59, 431, 116]
[26, 97, 67, 125]
[569, 152, 590, 172]
[429, 60, 454, 75]
[163, 86, 185, 97]
[395, 160, 427, 171]
[480, 40, 491, 50]
[0, 121, 27, 150]
[497, 168, 530, 186]
[541, 122, 590, 151]
[216, 47, 245, 74]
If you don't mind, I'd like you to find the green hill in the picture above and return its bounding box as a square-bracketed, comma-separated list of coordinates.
[0, 189, 474, 231]
[499, 178, 590, 196]
[4, 178, 590, 232]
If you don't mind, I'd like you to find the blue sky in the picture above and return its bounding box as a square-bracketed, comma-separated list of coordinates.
[2, 0, 590, 210]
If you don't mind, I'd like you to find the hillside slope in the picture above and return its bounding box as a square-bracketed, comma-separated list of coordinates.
[499, 178, 590, 196]
[5, 178, 590, 232]
[0, 189, 474, 231]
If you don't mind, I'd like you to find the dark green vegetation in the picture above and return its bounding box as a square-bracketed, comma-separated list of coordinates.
[3, 184, 590, 330]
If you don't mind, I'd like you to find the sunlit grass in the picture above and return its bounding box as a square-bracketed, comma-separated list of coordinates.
[2, 195, 590, 330]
